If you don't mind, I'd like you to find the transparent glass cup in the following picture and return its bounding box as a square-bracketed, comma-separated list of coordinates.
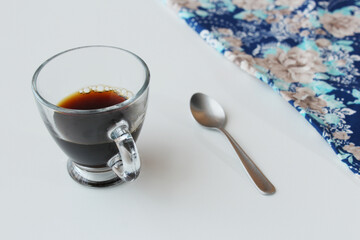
[32, 46, 150, 187]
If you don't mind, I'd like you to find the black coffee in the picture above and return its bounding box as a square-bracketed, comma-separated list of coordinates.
[51, 86, 143, 168]
[53, 128, 141, 168]
[57, 88, 127, 110]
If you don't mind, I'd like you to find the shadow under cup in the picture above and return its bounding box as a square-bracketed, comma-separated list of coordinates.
[32, 46, 150, 187]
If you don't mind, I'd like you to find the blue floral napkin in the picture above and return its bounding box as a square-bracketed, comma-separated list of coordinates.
[166, 0, 360, 176]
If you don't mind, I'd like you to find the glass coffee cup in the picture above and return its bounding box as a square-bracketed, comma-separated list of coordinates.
[32, 46, 150, 187]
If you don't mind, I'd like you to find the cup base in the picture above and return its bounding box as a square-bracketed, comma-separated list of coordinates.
[67, 160, 123, 187]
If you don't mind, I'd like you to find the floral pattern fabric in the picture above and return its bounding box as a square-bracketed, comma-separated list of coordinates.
[166, 0, 360, 176]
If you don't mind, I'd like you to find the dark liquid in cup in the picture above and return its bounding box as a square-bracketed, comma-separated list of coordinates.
[52, 87, 142, 168]
[58, 89, 127, 110]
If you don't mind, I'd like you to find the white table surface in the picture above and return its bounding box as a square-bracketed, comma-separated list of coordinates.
[1, 0, 360, 239]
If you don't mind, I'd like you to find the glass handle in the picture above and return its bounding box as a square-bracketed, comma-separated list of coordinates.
[107, 121, 140, 182]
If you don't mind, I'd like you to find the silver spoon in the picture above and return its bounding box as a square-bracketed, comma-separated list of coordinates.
[190, 93, 276, 195]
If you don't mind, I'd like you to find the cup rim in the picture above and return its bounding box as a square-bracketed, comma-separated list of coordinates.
[31, 45, 150, 114]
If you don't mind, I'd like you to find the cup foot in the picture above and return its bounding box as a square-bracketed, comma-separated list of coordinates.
[67, 160, 123, 187]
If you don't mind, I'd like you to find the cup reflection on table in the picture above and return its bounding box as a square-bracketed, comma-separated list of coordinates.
[32, 46, 150, 187]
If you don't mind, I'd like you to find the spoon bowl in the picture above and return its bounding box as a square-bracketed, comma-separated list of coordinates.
[190, 93, 226, 128]
[190, 92, 276, 195]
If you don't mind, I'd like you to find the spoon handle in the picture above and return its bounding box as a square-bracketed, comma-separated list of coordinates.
[219, 128, 276, 195]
